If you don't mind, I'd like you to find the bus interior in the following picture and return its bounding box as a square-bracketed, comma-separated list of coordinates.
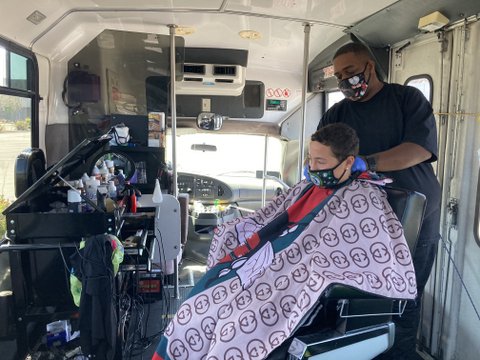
[0, 1, 480, 359]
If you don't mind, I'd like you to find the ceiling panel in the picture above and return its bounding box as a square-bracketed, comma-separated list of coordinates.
[88, 0, 225, 10]
[225, 0, 398, 27]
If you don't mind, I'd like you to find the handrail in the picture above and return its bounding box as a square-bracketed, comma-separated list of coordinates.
[264, 175, 291, 191]
[338, 299, 407, 319]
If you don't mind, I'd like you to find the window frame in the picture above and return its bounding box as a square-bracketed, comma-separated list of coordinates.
[404, 74, 433, 104]
[475, 168, 480, 247]
[0, 37, 39, 148]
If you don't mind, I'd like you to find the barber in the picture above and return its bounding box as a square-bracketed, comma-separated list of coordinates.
[317, 42, 441, 360]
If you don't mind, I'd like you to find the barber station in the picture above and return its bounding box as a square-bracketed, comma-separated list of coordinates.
[2, 1, 480, 360]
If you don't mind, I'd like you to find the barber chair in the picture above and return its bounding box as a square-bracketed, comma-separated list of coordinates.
[269, 187, 427, 360]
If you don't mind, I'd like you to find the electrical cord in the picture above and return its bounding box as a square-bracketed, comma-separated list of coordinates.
[119, 224, 178, 358]
[439, 233, 480, 321]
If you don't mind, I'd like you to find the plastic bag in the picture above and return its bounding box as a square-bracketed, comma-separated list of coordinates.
[109, 123, 130, 146]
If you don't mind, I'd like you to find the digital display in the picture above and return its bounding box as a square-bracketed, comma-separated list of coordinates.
[266, 99, 287, 111]
[268, 99, 282, 105]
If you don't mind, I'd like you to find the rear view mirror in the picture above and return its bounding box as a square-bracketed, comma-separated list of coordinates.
[191, 144, 217, 152]
[196, 112, 224, 131]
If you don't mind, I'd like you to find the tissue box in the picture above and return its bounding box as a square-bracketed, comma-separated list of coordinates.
[46, 320, 71, 347]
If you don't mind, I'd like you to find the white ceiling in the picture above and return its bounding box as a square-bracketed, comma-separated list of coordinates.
[0, 0, 397, 72]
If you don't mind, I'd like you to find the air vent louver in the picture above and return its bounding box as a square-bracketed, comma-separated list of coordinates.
[177, 64, 245, 95]
[184, 64, 205, 74]
[213, 66, 236, 76]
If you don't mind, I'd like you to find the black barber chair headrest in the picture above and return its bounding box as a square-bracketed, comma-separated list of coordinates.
[384, 187, 426, 256]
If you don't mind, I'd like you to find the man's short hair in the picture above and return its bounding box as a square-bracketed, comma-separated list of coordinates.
[311, 123, 359, 160]
[333, 42, 374, 61]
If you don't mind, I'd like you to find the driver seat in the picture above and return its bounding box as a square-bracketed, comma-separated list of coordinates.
[269, 186, 427, 360]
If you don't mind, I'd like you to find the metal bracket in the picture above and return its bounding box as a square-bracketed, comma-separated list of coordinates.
[338, 299, 407, 318]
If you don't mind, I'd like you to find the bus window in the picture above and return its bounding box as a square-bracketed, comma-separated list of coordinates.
[168, 133, 284, 177]
[0, 47, 6, 87]
[326, 90, 344, 109]
[10, 52, 30, 91]
[0, 42, 36, 202]
[405, 75, 433, 103]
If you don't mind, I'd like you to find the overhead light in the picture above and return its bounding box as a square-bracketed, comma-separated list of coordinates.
[26, 10, 46, 25]
[418, 11, 449, 32]
[97, 32, 115, 49]
[239, 30, 261, 40]
[175, 26, 195, 36]
[145, 46, 163, 54]
[143, 33, 159, 44]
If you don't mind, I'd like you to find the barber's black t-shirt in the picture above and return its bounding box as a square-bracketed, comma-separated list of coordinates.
[319, 83, 441, 221]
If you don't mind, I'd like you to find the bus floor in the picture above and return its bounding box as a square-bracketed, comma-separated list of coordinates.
[122, 257, 207, 360]
[0, 257, 207, 360]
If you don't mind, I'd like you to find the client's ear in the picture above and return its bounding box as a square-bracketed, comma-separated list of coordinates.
[345, 155, 355, 169]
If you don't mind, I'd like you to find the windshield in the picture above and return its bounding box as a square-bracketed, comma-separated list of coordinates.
[166, 133, 285, 178]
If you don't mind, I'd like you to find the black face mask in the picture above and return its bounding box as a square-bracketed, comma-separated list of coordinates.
[308, 159, 347, 188]
[338, 63, 370, 100]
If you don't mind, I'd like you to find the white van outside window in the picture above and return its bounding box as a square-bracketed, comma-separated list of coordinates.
[405, 75, 433, 103]
[326, 90, 344, 109]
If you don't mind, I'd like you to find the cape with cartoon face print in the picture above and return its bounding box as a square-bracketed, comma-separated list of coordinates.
[153, 179, 416, 360]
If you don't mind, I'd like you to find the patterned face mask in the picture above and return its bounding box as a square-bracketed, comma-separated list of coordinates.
[308, 159, 347, 188]
[338, 63, 370, 100]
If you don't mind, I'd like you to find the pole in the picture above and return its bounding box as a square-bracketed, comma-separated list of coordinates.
[168, 24, 179, 299]
[298, 23, 311, 182]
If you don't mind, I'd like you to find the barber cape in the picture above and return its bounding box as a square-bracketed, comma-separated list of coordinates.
[153, 179, 416, 360]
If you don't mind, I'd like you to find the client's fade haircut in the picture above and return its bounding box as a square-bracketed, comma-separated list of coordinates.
[333, 42, 374, 61]
[311, 123, 359, 160]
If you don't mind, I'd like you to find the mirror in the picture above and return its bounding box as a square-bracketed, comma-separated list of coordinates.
[90, 151, 136, 180]
[191, 144, 217, 152]
[196, 112, 225, 131]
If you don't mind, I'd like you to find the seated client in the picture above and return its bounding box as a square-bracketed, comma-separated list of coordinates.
[153, 123, 417, 360]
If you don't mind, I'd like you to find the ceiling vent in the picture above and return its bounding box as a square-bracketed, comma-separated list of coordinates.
[176, 63, 246, 96]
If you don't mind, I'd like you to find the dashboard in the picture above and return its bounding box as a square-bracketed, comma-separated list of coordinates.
[177, 172, 280, 204]
[178, 172, 233, 202]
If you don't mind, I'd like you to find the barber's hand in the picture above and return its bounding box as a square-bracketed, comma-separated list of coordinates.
[351, 156, 367, 172]
[303, 164, 311, 182]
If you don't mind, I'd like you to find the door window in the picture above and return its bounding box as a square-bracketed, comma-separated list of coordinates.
[405, 75, 433, 103]
[0, 41, 38, 202]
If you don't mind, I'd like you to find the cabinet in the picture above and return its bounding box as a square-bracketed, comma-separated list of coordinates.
[1, 134, 172, 358]
[1, 135, 117, 358]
